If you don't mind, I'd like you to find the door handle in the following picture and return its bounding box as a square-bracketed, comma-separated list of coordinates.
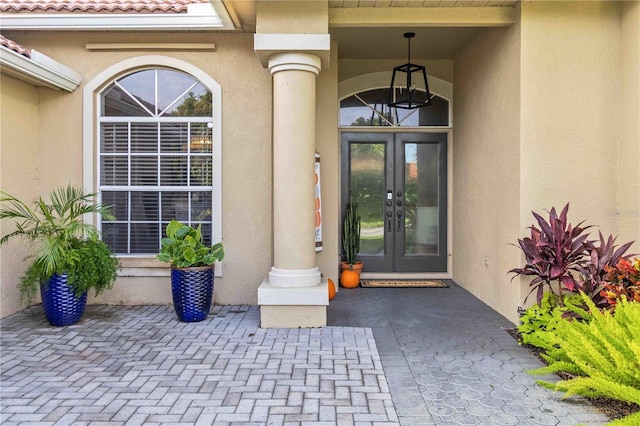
[397, 211, 403, 232]
[387, 211, 392, 232]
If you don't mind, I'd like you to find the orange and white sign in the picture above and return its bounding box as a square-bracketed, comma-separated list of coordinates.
[315, 153, 322, 252]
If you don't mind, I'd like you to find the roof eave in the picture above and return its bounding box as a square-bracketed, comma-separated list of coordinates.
[0, 14, 226, 31]
[0, 47, 82, 91]
[0, 2, 238, 31]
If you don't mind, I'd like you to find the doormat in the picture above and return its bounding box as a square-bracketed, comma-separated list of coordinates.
[360, 279, 448, 288]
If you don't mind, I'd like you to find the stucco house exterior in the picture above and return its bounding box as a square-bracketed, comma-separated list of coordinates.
[1, 0, 638, 328]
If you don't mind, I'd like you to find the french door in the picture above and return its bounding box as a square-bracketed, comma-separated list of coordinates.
[341, 132, 448, 273]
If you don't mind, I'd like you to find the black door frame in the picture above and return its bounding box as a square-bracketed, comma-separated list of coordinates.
[341, 131, 448, 273]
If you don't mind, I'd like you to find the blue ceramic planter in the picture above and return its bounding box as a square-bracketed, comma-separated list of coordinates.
[40, 274, 87, 326]
[171, 266, 214, 322]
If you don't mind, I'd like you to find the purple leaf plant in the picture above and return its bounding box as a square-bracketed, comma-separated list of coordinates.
[510, 203, 634, 307]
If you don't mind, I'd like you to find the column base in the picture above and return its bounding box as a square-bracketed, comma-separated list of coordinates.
[260, 305, 327, 328]
[258, 277, 328, 328]
[268, 267, 321, 287]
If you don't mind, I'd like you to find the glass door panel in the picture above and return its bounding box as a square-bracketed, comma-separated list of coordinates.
[350, 142, 386, 256]
[395, 134, 447, 272]
[342, 132, 447, 273]
[404, 143, 440, 255]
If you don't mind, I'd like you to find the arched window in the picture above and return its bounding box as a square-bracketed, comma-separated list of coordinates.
[340, 88, 450, 127]
[97, 67, 217, 254]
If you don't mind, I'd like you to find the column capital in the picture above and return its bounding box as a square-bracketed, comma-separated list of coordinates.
[268, 53, 321, 76]
[254, 33, 330, 69]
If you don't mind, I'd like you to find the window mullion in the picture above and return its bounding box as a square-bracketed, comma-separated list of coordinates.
[156, 121, 161, 252]
[187, 121, 191, 225]
[127, 122, 132, 187]
[158, 191, 162, 252]
[187, 122, 192, 188]
[158, 80, 199, 117]
[154, 69, 159, 117]
[127, 121, 132, 255]
[127, 190, 131, 255]
[114, 81, 154, 117]
[157, 122, 161, 194]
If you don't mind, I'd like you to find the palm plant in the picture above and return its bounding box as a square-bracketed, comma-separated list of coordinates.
[0, 185, 118, 302]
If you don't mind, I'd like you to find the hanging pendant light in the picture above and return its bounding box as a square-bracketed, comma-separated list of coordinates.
[387, 32, 431, 110]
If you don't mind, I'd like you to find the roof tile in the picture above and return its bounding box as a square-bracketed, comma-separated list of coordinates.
[0, 0, 208, 14]
[0, 34, 31, 58]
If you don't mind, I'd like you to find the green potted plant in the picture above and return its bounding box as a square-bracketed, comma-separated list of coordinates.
[340, 194, 362, 288]
[157, 220, 224, 322]
[0, 185, 119, 326]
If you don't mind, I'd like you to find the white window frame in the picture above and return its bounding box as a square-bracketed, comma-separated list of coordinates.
[83, 55, 222, 274]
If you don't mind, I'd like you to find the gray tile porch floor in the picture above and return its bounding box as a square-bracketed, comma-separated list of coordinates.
[0, 280, 610, 425]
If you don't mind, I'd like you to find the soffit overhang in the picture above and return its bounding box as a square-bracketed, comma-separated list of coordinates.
[224, 0, 517, 59]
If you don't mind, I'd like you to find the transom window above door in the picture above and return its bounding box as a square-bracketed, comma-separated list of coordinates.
[340, 88, 450, 127]
[98, 68, 217, 255]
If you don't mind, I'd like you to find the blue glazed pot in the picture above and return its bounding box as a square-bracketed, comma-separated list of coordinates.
[40, 274, 87, 326]
[171, 265, 214, 322]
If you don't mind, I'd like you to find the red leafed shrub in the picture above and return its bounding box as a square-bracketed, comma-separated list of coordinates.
[510, 203, 634, 307]
[600, 258, 640, 310]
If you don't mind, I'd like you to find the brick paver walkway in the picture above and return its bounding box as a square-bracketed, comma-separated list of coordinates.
[1, 305, 397, 425]
[328, 283, 610, 426]
[0, 281, 613, 425]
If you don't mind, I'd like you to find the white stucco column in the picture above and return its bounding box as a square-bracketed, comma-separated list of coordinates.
[255, 34, 331, 328]
[268, 53, 321, 288]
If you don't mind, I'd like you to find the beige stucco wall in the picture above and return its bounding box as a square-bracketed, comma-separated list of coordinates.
[520, 2, 621, 236]
[618, 2, 640, 254]
[256, 0, 328, 34]
[2, 2, 637, 325]
[315, 41, 340, 286]
[339, 59, 453, 84]
[453, 8, 522, 325]
[1, 29, 343, 315]
[519, 0, 640, 310]
[0, 31, 275, 310]
[453, 2, 639, 325]
[0, 74, 40, 318]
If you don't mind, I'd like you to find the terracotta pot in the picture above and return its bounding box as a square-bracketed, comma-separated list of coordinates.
[340, 261, 363, 288]
[340, 261, 363, 273]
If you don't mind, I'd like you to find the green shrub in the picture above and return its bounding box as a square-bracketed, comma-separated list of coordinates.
[529, 294, 640, 423]
[157, 220, 224, 268]
[518, 292, 559, 347]
[1, 186, 119, 303]
[518, 292, 591, 349]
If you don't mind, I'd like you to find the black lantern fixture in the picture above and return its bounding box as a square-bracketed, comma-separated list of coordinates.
[387, 32, 431, 110]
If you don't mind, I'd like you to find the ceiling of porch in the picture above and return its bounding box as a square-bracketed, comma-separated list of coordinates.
[223, 0, 518, 59]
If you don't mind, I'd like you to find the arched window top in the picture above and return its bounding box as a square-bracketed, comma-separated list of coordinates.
[338, 71, 452, 128]
[102, 68, 212, 118]
[340, 88, 449, 127]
